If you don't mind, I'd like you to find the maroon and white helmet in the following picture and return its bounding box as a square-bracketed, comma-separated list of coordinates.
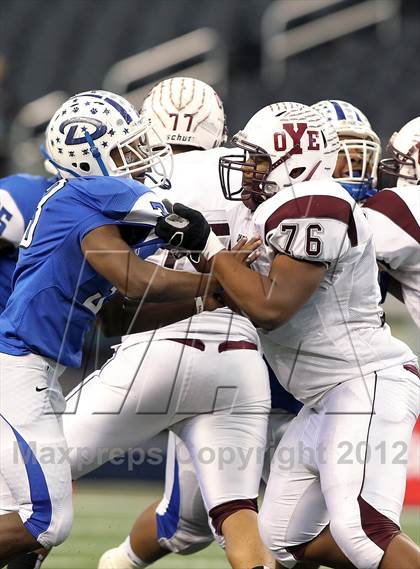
[220, 101, 339, 202]
[141, 77, 227, 150]
[379, 117, 420, 187]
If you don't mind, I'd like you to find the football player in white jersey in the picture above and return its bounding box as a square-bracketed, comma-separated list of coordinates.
[97, 80, 304, 569]
[60, 78, 274, 569]
[364, 117, 420, 328]
[98, 98, 384, 569]
[156, 101, 420, 569]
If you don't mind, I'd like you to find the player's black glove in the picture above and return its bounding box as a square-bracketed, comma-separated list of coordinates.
[156, 202, 224, 260]
[156, 202, 210, 250]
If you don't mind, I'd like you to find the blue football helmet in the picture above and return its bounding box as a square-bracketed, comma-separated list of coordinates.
[312, 99, 381, 201]
[43, 90, 172, 185]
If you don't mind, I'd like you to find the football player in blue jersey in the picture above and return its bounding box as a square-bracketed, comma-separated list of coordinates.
[0, 90, 223, 564]
[311, 100, 398, 305]
[311, 99, 381, 202]
[0, 174, 58, 314]
[0, 173, 57, 569]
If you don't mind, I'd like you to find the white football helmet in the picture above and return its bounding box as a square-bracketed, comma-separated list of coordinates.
[141, 77, 227, 150]
[379, 117, 420, 187]
[219, 102, 339, 204]
[43, 90, 172, 184]
[312, 99, 381, 201]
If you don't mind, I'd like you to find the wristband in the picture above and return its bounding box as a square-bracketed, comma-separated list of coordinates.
[195, 296, 204, 314]
[201, 230, 225, 261]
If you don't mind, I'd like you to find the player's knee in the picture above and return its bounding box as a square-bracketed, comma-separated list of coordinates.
[54, 509, 73, 546]
[162, 534, 213, 556]
[209, 498, 258, 536]
[258, 506, 308, 568]
[156, 512, 213, 554]
[329, 503, 400, 569]
[157, 520, 213, 555]
[38, 506, 73, 548]
[258, 500, 282, 551]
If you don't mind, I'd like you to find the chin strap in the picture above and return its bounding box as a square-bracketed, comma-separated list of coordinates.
[84, 131, 109, 175]
[340, 180, 378, 202]
[39, 145, 81, 178]
[144, 171, 172, 189]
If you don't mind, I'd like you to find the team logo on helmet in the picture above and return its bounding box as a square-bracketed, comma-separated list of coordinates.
[59, 118, 107, 145]
[273, 123, 321, 156]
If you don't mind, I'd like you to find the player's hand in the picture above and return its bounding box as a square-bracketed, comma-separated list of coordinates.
[204, 293, 225, 312]
[231, 236, 262, 266]
[193, 236, 262, 274]
[155, 202, 211, 252]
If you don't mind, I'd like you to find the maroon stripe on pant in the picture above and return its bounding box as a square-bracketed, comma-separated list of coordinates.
[218, 340, 257, 353]
[167, 338, 205, 351]
[357, 496, 400, 551]
[167, 339, 257, 353]
[357, 373, 401, 551]
[403, 363, 420, 380]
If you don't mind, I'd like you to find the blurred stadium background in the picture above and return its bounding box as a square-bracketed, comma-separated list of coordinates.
[0, 0, 418, 566]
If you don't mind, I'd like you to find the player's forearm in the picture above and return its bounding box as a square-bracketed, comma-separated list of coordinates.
[118, 299, 199, 334]
[130, 264, 214, 302]
[82, 226, 215, 302]
[212, 252, 285, 329]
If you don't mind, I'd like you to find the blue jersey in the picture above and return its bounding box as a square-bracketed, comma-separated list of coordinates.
[0, 176, 165, 367]
[265, 359, 303, 415]
[0, 174, 55, 313]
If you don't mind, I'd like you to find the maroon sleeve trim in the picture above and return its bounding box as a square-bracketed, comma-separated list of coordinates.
[265, 195, 358, 246]
[364, 190, 420, 245]
[211, 222, 230, 236]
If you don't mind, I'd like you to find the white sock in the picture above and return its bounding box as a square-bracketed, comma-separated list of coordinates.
[122, 536, 148, 568]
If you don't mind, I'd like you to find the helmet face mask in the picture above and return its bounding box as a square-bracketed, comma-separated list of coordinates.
[334, 136, 380, 201]
[109, 123, 173, 184]
[44, 90, 173, 187]
[220, 102, 339, 209]
[219, 135, 275, 206]
[378, 119, 420, 187]
[312, 100, 381, 201]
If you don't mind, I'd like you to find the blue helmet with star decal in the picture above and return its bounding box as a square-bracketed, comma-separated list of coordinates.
[43, 90, 172, 183]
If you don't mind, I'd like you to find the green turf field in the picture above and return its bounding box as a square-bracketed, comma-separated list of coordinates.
[44, 481, 419, 569]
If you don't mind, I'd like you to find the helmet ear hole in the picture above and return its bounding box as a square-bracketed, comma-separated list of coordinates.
[290, 167, 306, 179]
[80, 162, 90, 172]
